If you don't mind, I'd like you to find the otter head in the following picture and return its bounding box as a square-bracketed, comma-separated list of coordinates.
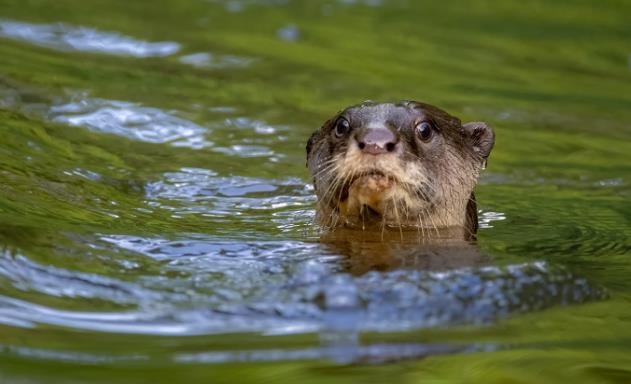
[306, 101, 494, 239]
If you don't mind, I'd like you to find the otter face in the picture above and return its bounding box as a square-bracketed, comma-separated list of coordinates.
[306, 101, 494, 236]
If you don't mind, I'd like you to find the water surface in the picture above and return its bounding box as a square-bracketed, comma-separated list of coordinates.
[1, 0, 631, 383]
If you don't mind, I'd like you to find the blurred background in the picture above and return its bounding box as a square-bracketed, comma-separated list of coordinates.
[0, 0, 630, 383]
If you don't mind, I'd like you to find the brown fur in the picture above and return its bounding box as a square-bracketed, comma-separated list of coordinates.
[306, 101, 494, 240]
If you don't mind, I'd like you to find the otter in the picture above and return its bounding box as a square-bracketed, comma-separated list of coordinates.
[306, 101, 494, 240]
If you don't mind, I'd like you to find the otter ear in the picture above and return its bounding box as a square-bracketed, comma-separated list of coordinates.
[463, 122, 494, 167]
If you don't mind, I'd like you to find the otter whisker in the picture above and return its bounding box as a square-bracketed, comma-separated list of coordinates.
[418, 212, 426, 239]
[380, 199, 388, 240]
[391, 199, 404, 240]
[323, 166, 359, 228]
[318, 164, 347, 214]
[426, 207, 440, 235]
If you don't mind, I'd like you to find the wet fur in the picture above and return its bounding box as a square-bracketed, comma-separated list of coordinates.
[307, 101, 494, 240]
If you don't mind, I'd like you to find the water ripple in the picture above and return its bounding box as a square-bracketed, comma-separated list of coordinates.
[0, 241, 607, 336]
[50, 98, 211, 148]
[0, 19, 180, 57]
[174, 342, 468, 364]
[479, 210, 507, 229]
[145, 168, 314, 224]
[0, 253, 180, 305]
[2, 236, 605, 337]
[178, 52, 255, 69]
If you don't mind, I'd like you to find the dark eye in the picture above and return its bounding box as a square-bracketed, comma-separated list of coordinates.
[334, 117, 351, 138]
[415, 121, 433, 142]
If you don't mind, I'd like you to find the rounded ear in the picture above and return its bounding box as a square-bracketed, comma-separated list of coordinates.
[463, 122, 495, 167]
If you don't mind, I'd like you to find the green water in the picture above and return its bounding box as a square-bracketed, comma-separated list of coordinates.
[1, 0, 631, 383]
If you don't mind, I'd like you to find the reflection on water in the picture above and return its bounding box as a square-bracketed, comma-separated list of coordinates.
[211, 0, 384, 13]
[50, 98, 212, 148]
[478, 211, 507, 229]
[178, 52, 255, 69]
[0, 0, 630, 380]
[1, 340, 470, 365]
[147, 167, 302, 200]
[0, 19, 180, 57]
[323, 231, 489, 274]
[0, 235, 607, 338]
[174, 341, 470, 364]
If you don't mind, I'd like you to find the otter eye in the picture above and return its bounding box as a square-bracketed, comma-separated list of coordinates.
[415, 121, 433, 142]
[334, 118, 351, 138]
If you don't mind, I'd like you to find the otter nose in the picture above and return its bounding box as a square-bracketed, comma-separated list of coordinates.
[356, 128, 398, 155]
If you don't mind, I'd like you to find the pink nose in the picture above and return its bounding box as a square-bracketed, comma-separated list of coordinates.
[356, 128, 398, 155]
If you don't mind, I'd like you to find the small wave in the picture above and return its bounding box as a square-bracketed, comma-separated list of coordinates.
[0, 236, 604, 337]
[178, 52, 255, 69]
[0, 243, 607, 336]
[210, 0, 383, 13]
[50, 98, 211, 148]
[0, 253, 183, 305]
[479, 210, 507, 229]
[145, 168, 315, 228]
[0, 19, 180, 57]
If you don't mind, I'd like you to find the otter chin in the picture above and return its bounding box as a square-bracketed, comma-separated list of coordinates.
[341, 172, 393, 216]
[306, 101, 495, 240]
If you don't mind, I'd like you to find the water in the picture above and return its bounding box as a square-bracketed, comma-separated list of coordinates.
[1, 0, 631, 382]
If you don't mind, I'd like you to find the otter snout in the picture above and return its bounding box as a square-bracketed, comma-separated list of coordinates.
[356, 128, 398, 155]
